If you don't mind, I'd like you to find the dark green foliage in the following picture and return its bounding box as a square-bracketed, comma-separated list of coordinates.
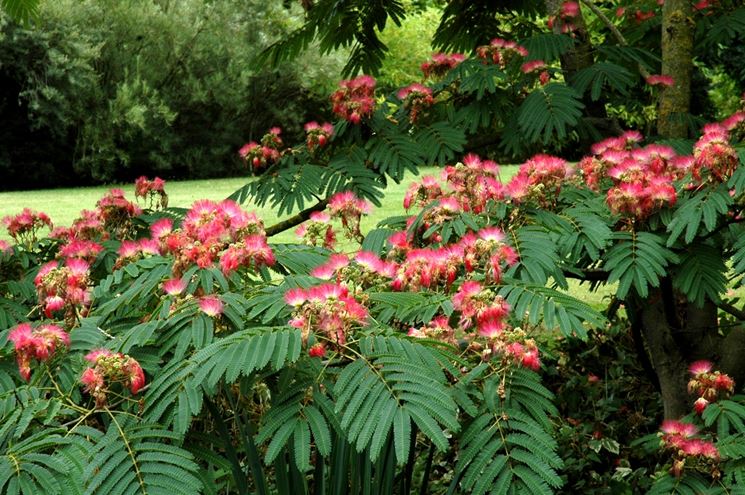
[603, 231, 679, 299]
[665, 185, 733, 246]
[571, 62, 636, 101]
[451, 369, 562, 495]
[518, 84, 585, 145]
[1, 0, 39, 23]
[0, 0, 341, 189]
[498, 280, 604, 339]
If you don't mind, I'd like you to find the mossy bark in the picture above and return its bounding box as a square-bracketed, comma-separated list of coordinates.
[635, 0, 700, 420]
[657, 0, 694, 138]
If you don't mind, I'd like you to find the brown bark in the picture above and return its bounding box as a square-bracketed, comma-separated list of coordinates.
[635, 288, 690, 419]
[719, 328, 745, 386]
[657, 0, 694, 138]
[633, 283, 742, 419]
[265, 199, 328, 237]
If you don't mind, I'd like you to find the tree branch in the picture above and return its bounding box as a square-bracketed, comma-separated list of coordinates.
[265, 199, 328, 237]
[562, 268, 609, 282]
[699, 213, 745, 241]
[579, 0, 651, 78]
[717, 301, 745, 321]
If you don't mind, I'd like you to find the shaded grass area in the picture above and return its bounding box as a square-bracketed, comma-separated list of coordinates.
[0, 165, 619, 308]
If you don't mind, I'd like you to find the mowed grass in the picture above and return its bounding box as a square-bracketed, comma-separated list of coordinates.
[0, 166, 519, 242]
[0, 165, 612, 308]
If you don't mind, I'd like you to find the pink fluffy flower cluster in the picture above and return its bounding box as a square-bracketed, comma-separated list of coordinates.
[692, 120, 743, 183]
[660, 420, 719, 477]
[8, 323, 70, 381]
[35, 258, 92, 324]
[2, 208, 53, 244]
[506, 154, 574, 206]
[421, 52, 465, 78]
[295, 193, 373, 248]
[94, 189, 143, 238]
[687, 360, 735, 415]
[81, 349, 146, 408]
[547, 1, 580, 33]
[295, 211, 336, 250]
[397, 83, 434, 123]
[330, 75, 376, 124]
[327, 191, 372, 241]
[134, 176, 168, 209]
[147, 199, 274, 279]
[646, 74, 675, 87]
[284, 283, 369, 352]
[451, 280, 510, 338]
[304, 121, 334, 150]
[475, 38, 528, 67]
[388, 227, 517, 291]
[412, 153, 503, 214]
[239, 127, 283, 172]
[404, 152, 574, 217]
[579, 132, 682, 219]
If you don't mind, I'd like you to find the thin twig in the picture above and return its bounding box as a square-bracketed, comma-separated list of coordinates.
[579, 0, 651, 78]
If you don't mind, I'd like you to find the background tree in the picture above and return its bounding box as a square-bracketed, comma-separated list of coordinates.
[0, 0, 346, 189]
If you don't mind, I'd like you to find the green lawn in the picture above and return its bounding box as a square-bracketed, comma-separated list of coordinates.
[0, 164, 615, 307]
[0, 166, 519, 243]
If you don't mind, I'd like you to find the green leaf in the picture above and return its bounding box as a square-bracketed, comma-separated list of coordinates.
[1, 0, 40, 23]
[666, 185, 732, 246]
[571, 62, 635, 101]
[518, 83, 584, 145]
[292, 421, 311, 472]
[499, 278, 604, 339]
[506, 225, 566, 288]
[334, 337, 457, 464]
[603, 231, 678, 299]
[415, 122, 467, 166]
[521, 33, 574, 62]
[672, 242, 727, 307]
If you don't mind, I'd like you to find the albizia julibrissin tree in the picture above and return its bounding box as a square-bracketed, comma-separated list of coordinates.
[1, 65, 745, 494]
[3, 2, 745, 495]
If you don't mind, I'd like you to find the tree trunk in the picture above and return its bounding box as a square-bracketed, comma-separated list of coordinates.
[632, 280, 738, 418]
[633, 288, 690, 418]
[657, 0, 694, 138]
[631, 0, 698, 419]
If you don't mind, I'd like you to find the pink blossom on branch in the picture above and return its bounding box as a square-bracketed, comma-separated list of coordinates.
[328, 191, 372, 241]
[163, 278, 187, 296]
[8, 323, 70, 381]
[284, 283, 369, 350]
[199, 296, 224, 317]
[239, 127, 283, 172]
[304, 121, 334, 150]
[421, 52, 465, 78]
[2, 208, 53, 244]
[646, 74, 675, 87]
[520, 59, 547, 74]
[81, 350, 146, 407]
[397, 83, 434, 123]
[134, 176, 168, 209]
[476, 38, 529, 67]
[330, 75, 376, 124]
